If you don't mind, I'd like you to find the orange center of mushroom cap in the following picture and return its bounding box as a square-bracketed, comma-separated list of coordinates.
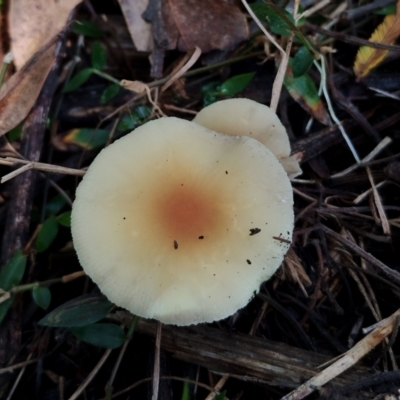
[154, 179, 224, 249]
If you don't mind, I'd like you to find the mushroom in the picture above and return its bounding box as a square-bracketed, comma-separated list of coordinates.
[71, 117, 294, 325]
[193, 98, 302, 178]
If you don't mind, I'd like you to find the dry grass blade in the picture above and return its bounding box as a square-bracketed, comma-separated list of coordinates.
[161, 47, 201, 93]
[366, 166, 391, 235]
[205, 375, 229, 400]
[270, 33, 294, 112]
[241, 0, 285, 55]
[320, 225, 400, 285]
[68, 349, 113, 400]
[151, 321, 162, 400]
[0, 157, 86, 183]
[281, 308, 400, 400]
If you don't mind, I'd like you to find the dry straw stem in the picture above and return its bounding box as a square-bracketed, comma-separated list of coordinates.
[161, 46, 201, 93]
[366, 166, 391, 235]
[0, 157, 85, 183]
[108, 376, 222, 399]
[120, 80, 165, 117]
[320, 224, 400, 286]
[331, 136, 392, 179]
[298, 0, 330, 20]
[0, 271, 85, 305]
[5, 353, 33, 400]
[269, 0, 301, 112]
[151, 321, 162, 400]
[205, 374, 229, 400]
[241, 0, 285, 56]
[68, 349, 113, 400]
[281, 308, 400, 400]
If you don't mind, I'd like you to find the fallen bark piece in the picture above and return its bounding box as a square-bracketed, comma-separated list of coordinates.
[113, 312, 377, 398]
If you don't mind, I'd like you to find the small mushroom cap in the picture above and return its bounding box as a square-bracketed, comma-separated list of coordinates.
[71, 117, 294, 325]
[193, 98, 302, 178]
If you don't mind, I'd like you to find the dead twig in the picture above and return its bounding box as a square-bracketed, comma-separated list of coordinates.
[0, 157, 86, 183]
[281, 308, 400, 400]
[320, 225, 400, 285]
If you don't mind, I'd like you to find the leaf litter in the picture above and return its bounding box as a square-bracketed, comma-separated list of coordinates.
[0, 1, 399, 399]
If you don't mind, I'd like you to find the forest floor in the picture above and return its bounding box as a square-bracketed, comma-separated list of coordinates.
[0, 1, 400, 399]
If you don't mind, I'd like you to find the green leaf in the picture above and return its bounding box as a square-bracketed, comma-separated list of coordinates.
[135, 105, 152, 119]
[71, 323, 125, 348]
[63, 68, 94, 93]
[71, 21, 103, 38]
[220, 72, 255, 96]
[56, 211, 71, 227]
[375, 4, 396, 15]
[32, 286, 51, 310]
[46, 193, 68, 216]
[292, 46, 314, 77]
[181, 380, 190, 400]
[214, 391, 227, 400]
[100, 83, 120, 104]
[284, 63, 329, 125]
[91, 42, 107, 70]
[38, 293, 113, 327]
[36, 216, 59, 253]
[63, 128, 110, 150]
[203, 94, 218, 106]
[249, 3, 294, 36]
[117, 114, 138, 131]
[0, 250, 26, 324]
[7, 122, 23, 142]
[0, 250, 27, 291]
[201, 81, 220, 94]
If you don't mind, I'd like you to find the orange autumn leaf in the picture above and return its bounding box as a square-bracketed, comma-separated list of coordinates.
[354, 1, 400, 80]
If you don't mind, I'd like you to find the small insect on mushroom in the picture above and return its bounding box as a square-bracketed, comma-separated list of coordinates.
[71, 116, 294, 326]
[193, 98, 302, 179]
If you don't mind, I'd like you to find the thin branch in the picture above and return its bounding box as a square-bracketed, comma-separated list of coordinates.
[241, 0, 286, 56]
[281, 308, 400, 400]
[0, 157, 85, 183]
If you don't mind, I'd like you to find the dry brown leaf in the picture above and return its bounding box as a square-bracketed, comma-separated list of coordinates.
[146, 0, 248, 52]
[168, 0, 248, 52]
[118, 0, 153, 52]
[9, 0, 82, 70]
[353, 0, 400, 80]
[0, 40, 55, 137]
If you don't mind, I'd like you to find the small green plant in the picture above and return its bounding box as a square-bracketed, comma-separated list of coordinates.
[0, 251, 27, 324]
[61, 105, 152, 150]
[38, 293, 125, 349]
[201, 72, 255, 106]
[63, 41, 120, 104]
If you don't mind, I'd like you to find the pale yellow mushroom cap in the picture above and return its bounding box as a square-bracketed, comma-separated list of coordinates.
[71, 117, 294, 325]
[193, 98, 302, 178]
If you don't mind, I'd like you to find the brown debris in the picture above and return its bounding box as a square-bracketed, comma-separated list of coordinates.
[9, 0, 81, 70]
[144, 0, 248, 76]
[0, 40, 55, 137]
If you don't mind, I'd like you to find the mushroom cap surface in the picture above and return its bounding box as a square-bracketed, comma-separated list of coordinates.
[71, 117, 294, 325]
[193, 98, 302, 178]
